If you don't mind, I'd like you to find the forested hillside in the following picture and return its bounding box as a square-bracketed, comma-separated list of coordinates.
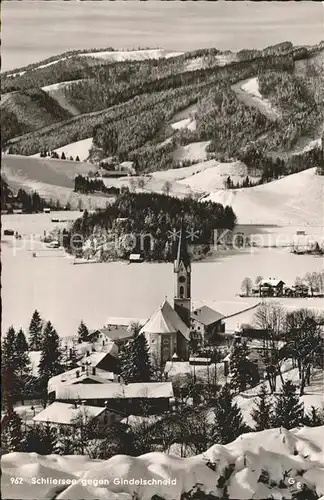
[2, 42, 323, 179]
[63, 191, 236, 261]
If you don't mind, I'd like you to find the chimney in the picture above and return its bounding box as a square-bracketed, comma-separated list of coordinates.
[81, 365, 85, 372]
[92, 367, 96, 375]
[81, 400, 86, 406]
[104, 400, 109, 408]
[76, 370, 80, 378]
[74, 401, 78, 409]
[86, 351, 90, 356]
[117, 375, 121, 383]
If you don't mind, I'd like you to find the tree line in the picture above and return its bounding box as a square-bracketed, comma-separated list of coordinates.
[74, 174, 119, 195]
[1, 177, 63, 213]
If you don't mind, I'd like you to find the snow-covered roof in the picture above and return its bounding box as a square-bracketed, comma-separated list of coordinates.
[140, 299, 190, 340]
[105, 317, 148, 327]
[260, 278, 285, 287]
[47, 367, 115, 393]
[191, 305, 225, 326]
[77, 350, 116, 367]
[33, 402, 105, 425]
[55, 382, 174, 401]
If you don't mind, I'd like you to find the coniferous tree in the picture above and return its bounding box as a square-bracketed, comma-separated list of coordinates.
[38, 321, 63, 393]
[2, 408, 23, 453]
[120, 323, 152, 383]
[15, 328, 29, 354]
[211, 384, 249, 444]
[230, 341, 259, 392]
[14, 328, 32, 404]
[303, 406, 324, 427]
[78, 320, 90, 343]
[271, 381, 304, 429]
[28, 310, 43, 350]
[22, 423, 57, 454]
[2, 327, 17, 409]
[251, 384, 273, 431]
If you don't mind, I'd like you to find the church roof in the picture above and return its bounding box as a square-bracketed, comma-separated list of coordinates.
[140, 300, 190, 340]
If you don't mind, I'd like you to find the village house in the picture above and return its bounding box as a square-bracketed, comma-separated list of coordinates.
[89, 317, 148, 350]
[190, 306, 225, 346]
[33, 401, 124, 436]
[54, 382, 174, 415]
[259, 278, 285, 297]
[77, 347, 120, 373]
[47, 365, 117, 398]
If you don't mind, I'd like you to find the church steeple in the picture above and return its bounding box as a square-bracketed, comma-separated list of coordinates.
[174, 219, 191, 328]
[174, 220, 191, 273]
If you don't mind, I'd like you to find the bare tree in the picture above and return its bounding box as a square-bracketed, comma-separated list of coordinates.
[255, 275, 263, 286]
[304, 272, 319, 296]
[162, 180, 172, 196]
[284, 309, 323, 395]
[254, 301, 286, 392]
[241, 277, 253, 296]
[137, 177, 145, 189]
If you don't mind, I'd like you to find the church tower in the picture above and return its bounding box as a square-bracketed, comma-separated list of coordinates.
[174, 221, 191, 328]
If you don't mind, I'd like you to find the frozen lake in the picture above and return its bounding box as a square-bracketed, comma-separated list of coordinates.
[2, 213, 323, 337]
[2, 1, 323, 71]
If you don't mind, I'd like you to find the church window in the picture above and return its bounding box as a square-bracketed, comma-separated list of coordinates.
[179, 286, 184, 297]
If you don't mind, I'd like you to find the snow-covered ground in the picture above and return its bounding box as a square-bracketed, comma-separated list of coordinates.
[41, 79, 84, 93]
[233, 367, 324, 429]
[173, 141, 210, 162]
[171, 117, 196, 131]
[232, 77, 280, 121]
[178, 160, 260, 192]
[31, 138, 94, 162]
[2, 426, 323, 499]
[203, 168, 324, 225]
[79, 48, 183, 62]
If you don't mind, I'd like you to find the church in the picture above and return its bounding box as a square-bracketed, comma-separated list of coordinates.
[140, 223, 192, 366]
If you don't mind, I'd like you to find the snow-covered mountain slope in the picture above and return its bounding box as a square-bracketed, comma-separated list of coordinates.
[2, 426, 323, 500]
[203, 168, 324, 225]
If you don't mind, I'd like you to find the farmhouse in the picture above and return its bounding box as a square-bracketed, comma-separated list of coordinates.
[48, 365, 116, 396]
[54, 382, 174, 414]
[89, 317, 148, 348]
[191, 306, 225, 346]
[259, 278, 285, 297]
[33, 401, 123, 435]
[77, 350, 119, 374]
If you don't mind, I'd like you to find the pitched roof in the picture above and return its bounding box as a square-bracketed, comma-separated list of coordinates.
[47, 367, 115, 393]
[191, 306, 225, 326]
[33, 402, 105, 425]
[95, 326, 133, 342]
[260, 278, 285, 287]
[55, 382, 174, 401]
[140, 299, 190, 340]
[77, 351, 116, 367]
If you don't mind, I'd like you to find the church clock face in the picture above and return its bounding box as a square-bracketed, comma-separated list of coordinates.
[179, 276, 186, 283]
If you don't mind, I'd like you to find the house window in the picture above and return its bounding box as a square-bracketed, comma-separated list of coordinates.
[103, 415, 108, 424]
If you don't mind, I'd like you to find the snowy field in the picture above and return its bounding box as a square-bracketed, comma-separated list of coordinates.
[204, 168, 324, 225]
[232, 77, 280, 121]
[2, 426, 324, 500]
[31, 138, 94, 163]
[172, 141, 210, 162]
[79, 48, 183, 62]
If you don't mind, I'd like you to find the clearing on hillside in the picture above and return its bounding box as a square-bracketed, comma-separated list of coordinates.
[203, 168, 324, 226]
